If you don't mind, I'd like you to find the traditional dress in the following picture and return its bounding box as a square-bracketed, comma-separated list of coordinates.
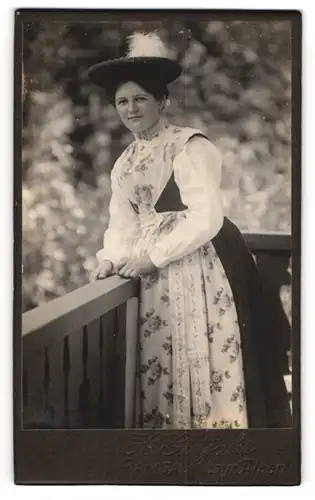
[96, 118, 291, 429]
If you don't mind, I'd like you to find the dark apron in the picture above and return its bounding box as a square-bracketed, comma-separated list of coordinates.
[211, 218, 292, 427]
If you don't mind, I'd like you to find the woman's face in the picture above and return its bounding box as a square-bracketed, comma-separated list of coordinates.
[115, 81, 162, 133]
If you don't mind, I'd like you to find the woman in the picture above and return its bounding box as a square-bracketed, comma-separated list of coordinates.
[88, 33, 291, 429]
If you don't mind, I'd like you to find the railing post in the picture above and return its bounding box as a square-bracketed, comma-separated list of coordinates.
[124, 297, 140, 428]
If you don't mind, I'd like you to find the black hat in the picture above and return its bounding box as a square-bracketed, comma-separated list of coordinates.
[87, 32, 182, 89]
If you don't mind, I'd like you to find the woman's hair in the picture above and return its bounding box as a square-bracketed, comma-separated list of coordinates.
[107, 76, 169, 107]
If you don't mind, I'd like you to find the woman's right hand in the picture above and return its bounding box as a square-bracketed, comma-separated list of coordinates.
[89, 260, 113, 282]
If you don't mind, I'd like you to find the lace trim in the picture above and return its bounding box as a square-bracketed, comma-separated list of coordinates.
[133, 117, 169, 141]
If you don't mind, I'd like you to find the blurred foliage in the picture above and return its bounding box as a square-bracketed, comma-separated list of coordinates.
[22, 20, 292, 311]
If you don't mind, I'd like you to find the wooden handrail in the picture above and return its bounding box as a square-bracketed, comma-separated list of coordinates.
[22, 275, 139, 351]
[243, 232, 291, 252]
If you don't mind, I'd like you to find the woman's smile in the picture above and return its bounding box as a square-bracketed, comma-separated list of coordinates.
[115, 81, 162, 133]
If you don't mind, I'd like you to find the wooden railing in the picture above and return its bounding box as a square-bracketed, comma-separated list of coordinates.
[22, 232, 292, 429]
[22, 276, 140, 429]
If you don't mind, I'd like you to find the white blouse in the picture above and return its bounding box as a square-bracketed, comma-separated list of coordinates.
[96, 135, 224, 269]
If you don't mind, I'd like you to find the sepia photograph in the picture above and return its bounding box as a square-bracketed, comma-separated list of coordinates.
[15, 9, 301, 485]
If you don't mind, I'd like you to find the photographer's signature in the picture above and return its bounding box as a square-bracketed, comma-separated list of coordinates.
[119, 432, 289, 479]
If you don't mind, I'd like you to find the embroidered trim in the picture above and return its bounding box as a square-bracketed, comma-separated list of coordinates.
[133, 117, 169, 141]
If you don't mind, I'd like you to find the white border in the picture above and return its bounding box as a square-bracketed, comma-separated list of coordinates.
[1, 1, 314, 498]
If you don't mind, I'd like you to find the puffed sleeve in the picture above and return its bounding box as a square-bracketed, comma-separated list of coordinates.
[96, 169, 140, 267]
[149, 135, 224, 268]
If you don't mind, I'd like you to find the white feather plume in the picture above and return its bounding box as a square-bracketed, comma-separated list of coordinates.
[126, 32, 170, 59]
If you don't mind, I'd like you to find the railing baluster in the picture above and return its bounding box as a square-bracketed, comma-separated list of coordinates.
[63, 336, 70, 428]
[42, 348, 54, 427]
[124, 297, 139, 428]
[98, 316, 104, 425]
[22, 348, 45, 428]
[79, 325, 90, 427]
[102, 309, 117, 428]
[43, 348, 50, 402]
[83, 325, 88, 379]
[67, 330, 83, 429]
[114, 304, 127, 428]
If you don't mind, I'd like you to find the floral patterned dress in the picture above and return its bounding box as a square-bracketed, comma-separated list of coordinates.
[96, 119, 248, 429]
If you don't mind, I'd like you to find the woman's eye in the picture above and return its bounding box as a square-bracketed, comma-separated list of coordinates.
[116, 97, 146, 106]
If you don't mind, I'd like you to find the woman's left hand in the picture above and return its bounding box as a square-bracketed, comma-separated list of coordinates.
[117, 255, 157, 278]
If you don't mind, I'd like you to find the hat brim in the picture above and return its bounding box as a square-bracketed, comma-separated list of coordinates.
[87, 57, 182, 88]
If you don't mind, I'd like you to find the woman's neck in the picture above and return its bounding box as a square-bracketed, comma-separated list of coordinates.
[133, 116, 168, 141]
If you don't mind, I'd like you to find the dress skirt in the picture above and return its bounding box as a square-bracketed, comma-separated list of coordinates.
[134, 217, 292, 430]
